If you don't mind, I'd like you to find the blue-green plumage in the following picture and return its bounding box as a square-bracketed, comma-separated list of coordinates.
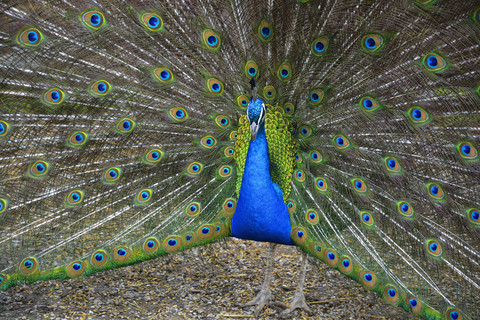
[232, 122, 294, 245]
[1, 1, 480, 319]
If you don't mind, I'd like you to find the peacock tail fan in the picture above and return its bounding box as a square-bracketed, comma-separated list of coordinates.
[0, 0, 479, 319]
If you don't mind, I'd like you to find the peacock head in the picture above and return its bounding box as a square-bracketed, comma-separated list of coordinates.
[247, 98, 266, 142]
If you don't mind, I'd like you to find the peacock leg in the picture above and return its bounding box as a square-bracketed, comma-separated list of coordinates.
[281, 249, 312, 317]
[241, 242, 277, 317]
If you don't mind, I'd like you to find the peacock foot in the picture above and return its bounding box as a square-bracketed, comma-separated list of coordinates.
[241, 289, 286, 317]
[280, 290, 312, 318]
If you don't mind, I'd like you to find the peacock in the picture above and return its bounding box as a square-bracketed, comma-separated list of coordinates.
[0, 0, 479, 319]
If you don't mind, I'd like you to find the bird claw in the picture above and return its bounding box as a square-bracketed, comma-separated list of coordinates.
[241, 289, 273, 317]
[280, 290, 312, 317]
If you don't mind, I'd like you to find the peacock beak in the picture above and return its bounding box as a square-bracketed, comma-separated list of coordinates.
[250, 122, 259, 142]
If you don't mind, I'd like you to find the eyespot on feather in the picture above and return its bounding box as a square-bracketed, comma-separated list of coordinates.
[407, 106, 431, 125]
[19, 257, 39, 275]
[0, 120, 11, 138]
[115, 118, 136, 134]
[224, 146, 234, 158]
[263, 85, 276, 101]
[80, 10, 106, 30]
[298, 125, 312, 138]
[0, 198, 9, 214]
[339, 256, 353, 274]
[186, 162, 203, 175]
[384, 156, 402, 174]
[352, 178, 368, 194]
[276, 62, 292, 81]
[456, 141, 478, 161]
[467, 208, 480, 227]
[291, 227, 307, 245]
[308, 88, 324, 105]
[333, 134, 351, 150]
[168, 107, 189, 122]
[397, 201, 415, 219]
[309, 150, 323, 164]
[135, 189, 153, 205]
[153, 67, 174, 83]
[426, 182, 445, 201]
[143, 148, 164, 164]
[202, 29, 221, 50]
[215, 115, 231, 128]
[311, 37, 328, 56]
[283, 102, 295, 116]
[102, 167, 122, 184]
[197, 224, 215, 240]
[359, 96, 381, 112]
[446, 307, 462, 320]
[42, 88, 64, 106]
[258, 20, 274, 42]
[200, 136, 217, 149]
[359, 270, 377, 289]
[17, 27, 44, 47]
[140, 12, 163, 31]
[305, 209, 319, 225]
[295, 153, 302, 164]
[143, 237, 160, 254]
[218, 165, 232, 178]
[324, 249, 339, 267]
[207, 78, 224, 95]
[287, 200, 297, 214]
[186, 202, 201, 216]
[237, 95, 249, 109]
[294, 169, 305, 182]
[113, 246, 132, 263]
[89, 80, 111, 96]
[222, 198, 236, 217]
[406, 296, 423, 315]
[90, 250, 108, 268]
[65, 190, 84, 207]
[67, 131, 89, 148]
[28, 160, 50, 178]
[229, 131, 238, 141]
[360, 211, 375, 228]
[314, 177, 328, 192]
[383, 284, 399, 305]
[422, 53, 448, 72]
[245, 60, 259, 79]
[361, 34, 384, 53]
[426, 239, 443, 258]
[66, 260, 86, 278]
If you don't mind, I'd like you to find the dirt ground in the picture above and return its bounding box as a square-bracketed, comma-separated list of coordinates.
[0, 238, 416, 319]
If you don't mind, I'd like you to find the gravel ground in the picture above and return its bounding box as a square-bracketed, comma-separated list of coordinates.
[0, 238, 416, 319]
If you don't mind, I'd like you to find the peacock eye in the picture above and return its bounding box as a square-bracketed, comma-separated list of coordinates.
[153, 67, 174, 83]
[202, 29, 221, 50]
[245, 60, 259, 79]
[311, 37, 328, 56]
[140, 12, 163, 31]
[361, 34, 384, 53]
[258, 20, 273, 42]
[276, 62, 292, 81]
[359, 96, 381, 112]
[17, 27, 44, 47]
[422, 53, 447, 72]
[207, 78, 224, 94]
[42, 88, 65, 106]
[308, 88, 324, 105]
[81, 10, 106, 30]
[263, 86, 276, 100]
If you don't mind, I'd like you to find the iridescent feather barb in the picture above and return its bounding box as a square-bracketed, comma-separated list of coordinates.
[0, 0, 480, 319]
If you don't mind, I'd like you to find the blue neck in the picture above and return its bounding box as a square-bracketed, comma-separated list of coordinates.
[231, 125, 294, 245]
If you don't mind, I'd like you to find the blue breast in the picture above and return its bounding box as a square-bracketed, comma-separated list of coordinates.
[231, 124, 294, 245]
